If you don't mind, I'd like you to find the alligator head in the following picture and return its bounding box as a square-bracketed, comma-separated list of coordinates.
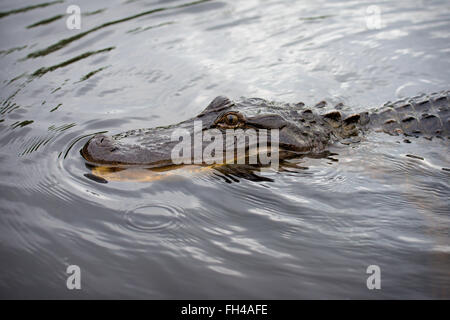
[81, 96, 336, 168]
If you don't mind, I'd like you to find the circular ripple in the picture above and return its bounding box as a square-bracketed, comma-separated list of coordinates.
[124, 204, 184, 233]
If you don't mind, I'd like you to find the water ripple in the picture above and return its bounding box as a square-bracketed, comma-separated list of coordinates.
[124, 203, 185, 233]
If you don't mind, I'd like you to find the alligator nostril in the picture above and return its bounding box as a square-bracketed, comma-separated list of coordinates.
[110, 147, 118, 152]
[100, 138, 104, 143]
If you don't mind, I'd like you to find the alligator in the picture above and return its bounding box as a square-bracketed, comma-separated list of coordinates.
[82, 91, 449, 181]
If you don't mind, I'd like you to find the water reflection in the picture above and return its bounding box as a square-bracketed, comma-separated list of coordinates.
[0, 0, 449, 299]
[25, 0, 213, 59]
[31, 47, 115, 77]
[0, 1, 63, 19]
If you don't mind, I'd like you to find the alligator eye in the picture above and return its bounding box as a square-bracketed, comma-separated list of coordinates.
[225, 114, 239, 125]
[214, 112, 244, 128]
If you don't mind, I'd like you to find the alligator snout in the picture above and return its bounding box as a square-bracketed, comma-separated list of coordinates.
[92, 134, 115, 149]
[81, 133, 169, 166]
[82, 134, 119, 163]
[86, 134, 119, 154]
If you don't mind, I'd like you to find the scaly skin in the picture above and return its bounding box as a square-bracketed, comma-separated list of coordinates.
[82, 91, 449, 167]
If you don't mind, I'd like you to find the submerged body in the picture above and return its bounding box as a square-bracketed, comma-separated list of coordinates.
[82, 91, 449, 181]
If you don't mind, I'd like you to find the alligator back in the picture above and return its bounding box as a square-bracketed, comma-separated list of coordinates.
[368, 90, 449, 137]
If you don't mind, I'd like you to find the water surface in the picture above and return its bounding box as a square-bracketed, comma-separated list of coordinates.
[0, 0, 449, 298]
